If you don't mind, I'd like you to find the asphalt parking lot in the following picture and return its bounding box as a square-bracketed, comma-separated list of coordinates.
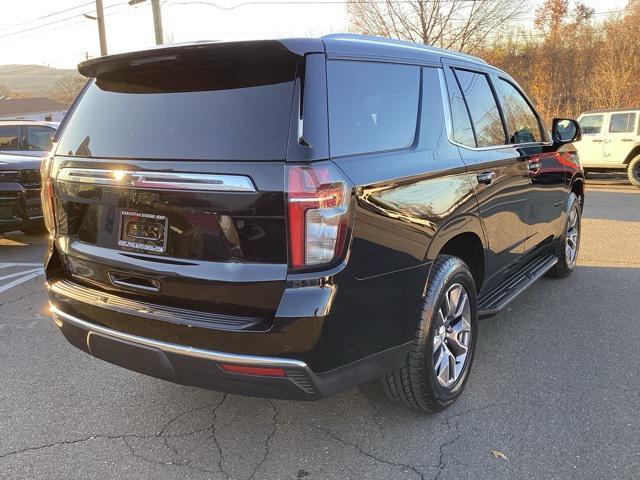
[1, 180, 639, 480]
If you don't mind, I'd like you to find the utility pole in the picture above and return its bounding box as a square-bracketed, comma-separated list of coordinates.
[95, 0, 108, 55]
[129, 0, 163, 45]
[151, 0, 163, 45]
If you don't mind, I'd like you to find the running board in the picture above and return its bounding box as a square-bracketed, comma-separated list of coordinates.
[478, 254, 558, 317]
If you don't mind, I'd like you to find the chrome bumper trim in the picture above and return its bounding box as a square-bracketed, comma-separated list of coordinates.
[50, 304, 308, 369]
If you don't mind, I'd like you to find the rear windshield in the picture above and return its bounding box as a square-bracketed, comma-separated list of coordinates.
[57, 50, 297, 160]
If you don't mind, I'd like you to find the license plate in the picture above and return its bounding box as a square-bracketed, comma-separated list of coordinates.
[118, 211, 169, 253]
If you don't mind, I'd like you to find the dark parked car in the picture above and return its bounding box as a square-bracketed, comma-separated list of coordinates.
[0, 120, 58, 158]
[0, 153, 44, 234]
[43, 35, 584, 412]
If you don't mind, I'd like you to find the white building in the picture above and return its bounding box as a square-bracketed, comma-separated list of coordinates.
[0, 97, 67, 122]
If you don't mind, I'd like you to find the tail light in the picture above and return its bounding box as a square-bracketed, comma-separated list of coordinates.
[40, 155, 56, 235]
[286, 163, 352, 269]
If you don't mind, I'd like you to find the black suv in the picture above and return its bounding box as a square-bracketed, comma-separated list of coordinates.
[43, 35, 584, 412]
[0, 153, 44, 234]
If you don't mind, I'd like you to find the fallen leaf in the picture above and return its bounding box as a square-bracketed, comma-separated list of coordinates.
[490, 449, 508, 460]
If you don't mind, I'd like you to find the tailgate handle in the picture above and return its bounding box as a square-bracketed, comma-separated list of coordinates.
[109, 272, 160, 293]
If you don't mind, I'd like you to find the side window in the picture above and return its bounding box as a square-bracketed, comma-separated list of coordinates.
[454, 69, 505, 147]
[327, 61, 420, 157]
[579, 115, 604, 135]
[26, 126, 55, 151]
[0, 126, 21, 151]
[494, 79, 542, 144]
[445, 70, 476, 147]
[609, 113, 636, 133]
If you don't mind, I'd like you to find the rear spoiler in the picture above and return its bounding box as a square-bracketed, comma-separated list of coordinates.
[77, 39, 324, 78]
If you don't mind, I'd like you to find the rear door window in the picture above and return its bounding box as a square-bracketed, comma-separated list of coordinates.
[453, 69, 505, 147]
[609, 113, 636, 133]
[445, 70, 476, 148]
[26, 126, 55, 151]
[579, 115, 604, 135]
[327, 61, 420, 157]
[494, 79, 542, 144]
[56, 49, 298, 160]
[0, 126, 20, 151]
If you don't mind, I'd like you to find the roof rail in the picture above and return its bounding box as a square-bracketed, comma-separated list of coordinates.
[321, 33, 487, 64]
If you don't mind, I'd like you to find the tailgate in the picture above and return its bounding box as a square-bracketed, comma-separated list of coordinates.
[51, 158, 287, 320]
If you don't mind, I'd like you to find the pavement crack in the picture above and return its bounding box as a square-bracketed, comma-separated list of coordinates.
[314, 425, 426, 480]
[247, 400, 279, 480]
[431, 434, 461, 480]
[0, 289, 43, 309]
[122, 436, 217, 475]
[210, 393, 230, 480]
[0, 434, 123, 460]
[156, 400, 224, 438]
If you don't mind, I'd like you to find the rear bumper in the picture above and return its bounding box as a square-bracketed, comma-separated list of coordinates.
[51, 305, 410, 400]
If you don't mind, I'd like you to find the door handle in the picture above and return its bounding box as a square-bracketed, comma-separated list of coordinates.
[476, 171, 496, 185]
[592, 139, 604, 143]
[621, 138, 634, 142]
[528, 161, 541, 173]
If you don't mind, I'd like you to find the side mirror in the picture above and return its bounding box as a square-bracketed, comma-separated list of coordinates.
[552, 118, 581, 145]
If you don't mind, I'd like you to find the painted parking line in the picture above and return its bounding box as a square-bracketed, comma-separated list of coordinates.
[0, 263, 44, 295]
[0, 263, 43, 269]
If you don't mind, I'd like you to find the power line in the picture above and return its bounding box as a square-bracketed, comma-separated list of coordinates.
[0, 0, 96, 31]
[167, 0, 626, 20]
[0, 0, 628, 41]
[0, 1, 129, 39]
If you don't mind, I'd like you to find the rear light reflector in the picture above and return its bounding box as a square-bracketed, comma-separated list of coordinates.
[220, 364, 287, 377]
[286, 163, 351, 269]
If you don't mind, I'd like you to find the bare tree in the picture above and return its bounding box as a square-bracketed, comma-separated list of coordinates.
[50, 76, 86, 104]
[347, 0, 528, 53]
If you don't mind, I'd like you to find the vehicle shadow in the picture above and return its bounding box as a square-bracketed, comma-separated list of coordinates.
[120, 261, 640, 480]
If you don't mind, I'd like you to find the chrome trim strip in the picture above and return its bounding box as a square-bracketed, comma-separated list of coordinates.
[56, 168, 256, 192]
[50, 305, 308, 369]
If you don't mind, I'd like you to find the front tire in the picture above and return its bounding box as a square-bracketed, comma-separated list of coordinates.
[382, 255, 478, 413]
[628, 155, 640, 188]
[547, 192, 581, 278]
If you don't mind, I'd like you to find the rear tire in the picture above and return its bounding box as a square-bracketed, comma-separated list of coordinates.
[381, 255, 478, 413]
[628, 156, 640, 188]
[547, 193, 581, 278]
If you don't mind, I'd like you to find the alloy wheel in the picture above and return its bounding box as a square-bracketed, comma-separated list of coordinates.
[432, 283, 472, 388]
[565, 207, 579, 267]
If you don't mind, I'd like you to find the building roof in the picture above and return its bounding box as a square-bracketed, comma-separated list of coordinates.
[0, 97, 67, 116]
[0, 119, 59, 128]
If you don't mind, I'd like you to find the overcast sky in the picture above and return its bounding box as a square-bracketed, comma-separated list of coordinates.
[0, 0, 631, 69]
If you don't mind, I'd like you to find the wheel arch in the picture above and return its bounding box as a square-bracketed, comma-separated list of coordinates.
[425, 214, 487, 293]
[623, 145, 640, 165]
[570, 175, 585, 201]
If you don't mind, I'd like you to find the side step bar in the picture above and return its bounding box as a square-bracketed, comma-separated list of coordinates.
[478, 254, 558, 317]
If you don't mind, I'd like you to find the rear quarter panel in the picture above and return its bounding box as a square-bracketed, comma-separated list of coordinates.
[322, 66, 482, 366]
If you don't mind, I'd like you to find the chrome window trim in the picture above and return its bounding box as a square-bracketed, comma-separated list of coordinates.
[50, 305, 308, 369]
[55, 168, 257, 192]
[436, 67, 552, 152]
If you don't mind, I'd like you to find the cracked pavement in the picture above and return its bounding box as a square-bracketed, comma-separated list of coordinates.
[1, 188, 639, 480]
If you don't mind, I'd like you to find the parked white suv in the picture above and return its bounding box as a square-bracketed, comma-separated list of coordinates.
[576, 108, 640, 188]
